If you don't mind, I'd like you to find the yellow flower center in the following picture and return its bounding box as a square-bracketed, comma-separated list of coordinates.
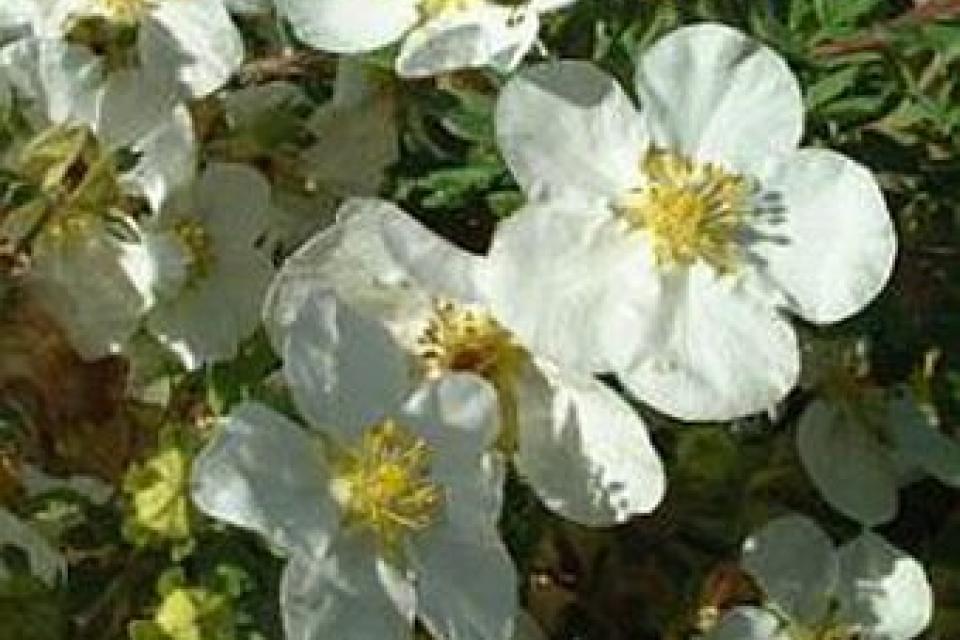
[173, 220, 215, 285]
[333, 420, 443, 554]
[98, 0, 154, 23]
[417, 299, 523, 380]
[616, 149, 754, 274]
[418, 0, 484, 19]
[790, 622, 859, 640]
[416, 299, 526, 449]
[43, 214, 96, 245]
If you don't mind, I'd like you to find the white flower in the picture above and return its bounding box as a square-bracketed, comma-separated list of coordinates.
[0, 37, 195, 358]
[263, 198, 665, 527]
[798, 381, 960, 527]
[490, 23, 897, 421]
[192, 290, 518, 640]
[3, 0, 242, 98]
[274, 0, 576, 77]
[706, 514, 933, 640]
[223, 59, 400, 252]
[142, 163, 275, 370]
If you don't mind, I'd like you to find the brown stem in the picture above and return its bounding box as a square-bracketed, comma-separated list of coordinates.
[814, 0, 960, 56]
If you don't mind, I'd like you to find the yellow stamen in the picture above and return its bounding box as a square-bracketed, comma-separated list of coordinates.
[173, 220, 215, 285]
[418, 0, 485, 19]
[416, 299, 526, 450]
[98, 0, 154, 23]
[333, 420, 443, 555]
[616, 149, 754, 273]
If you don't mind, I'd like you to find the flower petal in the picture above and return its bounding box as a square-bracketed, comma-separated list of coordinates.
[486, 195, 659, 374]
[276, 0, 417, 53]
[514, 359, 665, 526]
[29, 223, 152, 359]
[120, 103, 196, 212]
[281, 540, 414, 640]
[191, 402, 338, 559]
[411, 510, 517, 640]
[748, 149, 896, 324]
[741, 514, 838, 624]
[703, 607, 787, 640]
[400, 373, 502, 519]
[146, 246, 274, 369]
[836, 532, 933, 640]
[284, 291, 409, 438]
[381, 207, 488, 304]
[618, 266, 799, 421]
[142, 0, 243, 97]
[262, 198, 414, 354]
[796, 397, 899, 527]
[635, 23, 802, 174]
[888, 391, 960, 489]
[495, 60, 645, 199]
[396, 5, 538, 78]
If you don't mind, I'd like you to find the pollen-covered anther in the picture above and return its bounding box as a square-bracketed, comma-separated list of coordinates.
[416, 299, 524, 381]
[173, 219, 215, 284]
[334, 420, 443, 551]
[616, 150, 754, 273]
[45, 214, 95, 244]
[98, 0, 153, 22]
[418, 0, 484, 19]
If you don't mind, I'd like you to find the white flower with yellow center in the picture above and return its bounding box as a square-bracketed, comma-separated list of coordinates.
[273, 0, 576, 77]
[192, 290, 518, 640]
[0, 37, 195, 358]
[795, 346, 960, 527]
[141, 163, 275, 369]
[263, 198, 666, 527]
[2, 0, 242, 98]
[490, 23, 897, 421]
[705, 514, 932, 640]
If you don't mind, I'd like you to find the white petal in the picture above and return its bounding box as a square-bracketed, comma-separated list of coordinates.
[741, 514, 839, 624]
[147, 246, 274, 369]
[94, 66, 180, 150]
[703, 607, 787, 640]
[120, 103, 197, 212]
[302, 60, 398, 199]
[223, 0, 271, 14]
[531, 0, 578, 11]
[29, 224, 152, 359]
[796, 397, 899, 526]
[486, 195, 659, 374]
[283, 291, 409, 438]
[411, 514, 517, 640]
[400, 372, 501, 510]
[836, 532, 933, 640]
[495, 60, 645, 199]
[262, 198, 415, 354]
[635, 23, 802, 173]
[281, 540, 414, 640]
[889, 392, 960, 489]
[193, 163, 272, 243]
[619, 266, 799, 421]
[141, 0, 243, 97]
[514, 359, 665, 526]
[381, 208, 488, 303]
[748, 149, 896, 324]
[0, 38, 102, 127]
[396, 5, 538, 78]
[191, 402, 338, 559]
[276, 0, 417, 53]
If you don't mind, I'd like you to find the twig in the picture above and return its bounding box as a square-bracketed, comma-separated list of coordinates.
[814, 0, 960, 56]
